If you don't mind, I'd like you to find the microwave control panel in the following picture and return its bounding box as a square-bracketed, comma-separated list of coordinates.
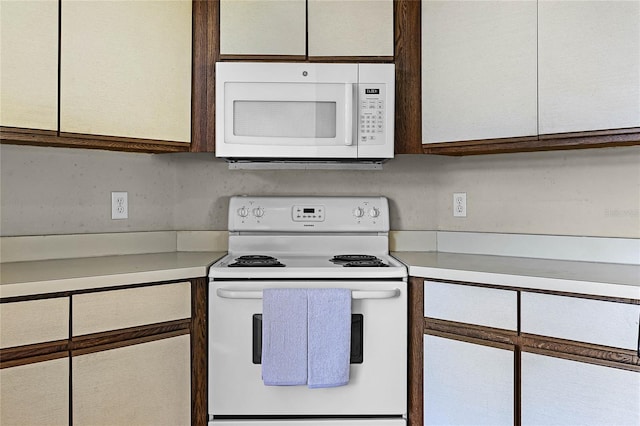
[358, 84, 386, 146]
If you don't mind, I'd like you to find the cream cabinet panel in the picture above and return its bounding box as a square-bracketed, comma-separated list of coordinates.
[220, 0, 306, 56]
[424, 281, 517, 331]
[422, 0, 537, 143]
[522, 352, 640, 425]
[538, 1, 640, 134]
[521, 292, 640, 350]
[73, 335, 190, 426]
[72, 282, 191, 336]
[0, 0, 58, 130]
[0, 357, 69, 426]
[60, 0, 192, 142]
[424, 335, 514, 425]
[0, 297, 69, 349]
[308, 0, 394, 57]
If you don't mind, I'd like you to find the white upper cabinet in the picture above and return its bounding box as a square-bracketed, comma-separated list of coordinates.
[0, 0, 58, 131]
[308, 0, 394, 57]
[60, 0, 192, 142]
[220, 0, 306, 56]
[220, 0, 393, 57]
[422, 0, 538, 144]
[538, 0, 640, 134]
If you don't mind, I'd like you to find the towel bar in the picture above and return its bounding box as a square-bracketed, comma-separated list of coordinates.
[216, 288, 400, 300]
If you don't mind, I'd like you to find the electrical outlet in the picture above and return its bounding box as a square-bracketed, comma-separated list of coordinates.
[453, 192, 467, 217]
[111, 191, 128, 220]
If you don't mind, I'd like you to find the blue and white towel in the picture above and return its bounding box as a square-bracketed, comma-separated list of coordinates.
[307, 288, 352, 388]
[261, 288, 308, 386]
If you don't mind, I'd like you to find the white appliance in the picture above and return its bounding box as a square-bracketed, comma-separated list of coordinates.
[208, 196, 407, 425]
[215, 63, 395, 165]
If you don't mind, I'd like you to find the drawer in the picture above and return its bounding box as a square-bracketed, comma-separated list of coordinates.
[424, 281, 517, 331]
[0, 297, 69, 348]
[72, 282, 191, 336]
[521, 292, 640, 350]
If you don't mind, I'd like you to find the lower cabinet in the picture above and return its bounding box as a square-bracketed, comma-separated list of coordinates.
[0, 356, 70, 426]
[521, 352, 640, 426]
[424, 335, 514, 425]
[412, 278, 640, 426]
[0, 279, 205, 425]
[73, 335, 191, 426]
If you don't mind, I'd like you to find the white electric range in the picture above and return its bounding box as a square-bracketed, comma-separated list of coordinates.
[208, 196, 408, 425]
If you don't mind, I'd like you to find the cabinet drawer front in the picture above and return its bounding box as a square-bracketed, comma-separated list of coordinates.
[72, 282, 190, 336]
[0, 298, 69, 349]
[521, 292, 640, 350]
[424, 281, 517, 331]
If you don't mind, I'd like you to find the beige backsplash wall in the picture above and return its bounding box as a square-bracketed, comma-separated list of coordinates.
[1, 144, 638, 238]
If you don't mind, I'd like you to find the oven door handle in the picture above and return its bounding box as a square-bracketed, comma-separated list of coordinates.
[216, 288, 400, 300]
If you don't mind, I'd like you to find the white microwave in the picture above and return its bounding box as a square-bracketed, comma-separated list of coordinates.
[215, 62, 395, 163]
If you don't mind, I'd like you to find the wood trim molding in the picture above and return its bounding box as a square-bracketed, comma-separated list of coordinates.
[71, 328, 190, 357]
[408, 277, 424, 426]
[422, 130, 640, 156]
[190, 0, 217, 152]
[0, 340, 69, 367]
[393, 0, 422, 154]
[520, 333, 640, 371]
[425, 317, 518, 349]
[191, 277, 208, 426]
[219, 55, 307, 62]
[1, 127, 190, 153]
[0, 350, 69, 369]
[308, 56, 394, 63]
[71, 319, 191, 354]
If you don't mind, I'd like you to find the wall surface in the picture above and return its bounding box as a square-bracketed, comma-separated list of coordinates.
[1, 144, 638, 238]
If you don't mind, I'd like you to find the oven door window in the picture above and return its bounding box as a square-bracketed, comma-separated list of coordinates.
[252, 314, 363, 364]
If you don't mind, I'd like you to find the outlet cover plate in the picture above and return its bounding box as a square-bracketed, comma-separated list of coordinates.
[111, 191, 128, 220]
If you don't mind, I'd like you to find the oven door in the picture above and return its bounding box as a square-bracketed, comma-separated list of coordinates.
[208, 280, 407, 419]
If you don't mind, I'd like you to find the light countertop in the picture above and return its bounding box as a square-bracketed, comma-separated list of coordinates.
[1, 250, 638, 300]
[393, 251, 640, 300]
[0, 251, 225, 298]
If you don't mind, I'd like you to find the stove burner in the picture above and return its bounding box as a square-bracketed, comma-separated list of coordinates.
[330, 254, 388, 268]
[343, 260, 389, 268]
[331, 254, 380, 263]
[228, 255, 285, 268]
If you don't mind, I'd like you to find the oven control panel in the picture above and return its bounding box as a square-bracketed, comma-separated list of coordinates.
[229, 196, 389, 232]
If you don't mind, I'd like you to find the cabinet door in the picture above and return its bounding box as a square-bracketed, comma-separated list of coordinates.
[522, 352, 640, 425]
[421, 0, 537, 144]
[0, 357, 69, 426]
[424, 335, 514, 425]
[538, 1, 640, 134]
[60, 0, 192, 142]
[0, 0, 58, 130]
[219, 0, 306, 56]
[308, 0, 394, 57]
[73, 335, 190, 426]
[0, 297, 69, 349]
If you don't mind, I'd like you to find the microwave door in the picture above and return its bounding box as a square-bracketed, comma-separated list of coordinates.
[219, 82, 357, 159]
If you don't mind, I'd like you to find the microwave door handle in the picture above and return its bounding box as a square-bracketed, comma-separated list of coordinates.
[344, 83, 353, 146]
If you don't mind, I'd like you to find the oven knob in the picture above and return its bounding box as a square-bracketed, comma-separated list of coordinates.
[253, 207, 264, 218]
[237, 207, 249, 217]
[353, 207, 364, 218]
[369, 207, 380, 218]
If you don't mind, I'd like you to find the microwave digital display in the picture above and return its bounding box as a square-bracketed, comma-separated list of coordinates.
[303, 208, 314, 213]
[365, 89, 380, 95]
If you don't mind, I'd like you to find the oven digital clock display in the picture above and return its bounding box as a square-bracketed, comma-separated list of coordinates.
[293, 205, 325, 222]
[365, 88, 380, 95]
